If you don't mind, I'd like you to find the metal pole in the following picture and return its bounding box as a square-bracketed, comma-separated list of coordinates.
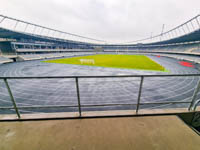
[75, 77, 82, 117]
[150, 32, 153, 42]
[178, 28, 182, 36]
[136, 76, 144, 114]
[52, 31, 55, 37]
[182, 26, 186, 34]
[186, 23, 190, 32]
[160, 24, 165, 41]
[189, 78, 200, 111]
[193, 100, 200, 111]
[190, 21, 195, 30]
[46, 30, 50, 36]
[40, 28, 44, 35]
[170, 31, 175, 38]
[24, 24, 28, 32]
[167, 32, 171, 39]
[32, 25, 36, 34]
[0, 17, 5, 24]
[3, 79, 21, 118]
[13, 21, 18, 30]
[196, 18, 200, 28]
[174, 29, 178, 37]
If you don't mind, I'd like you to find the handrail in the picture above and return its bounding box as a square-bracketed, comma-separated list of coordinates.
[0, 74, 200, 119]
[0, 73, 200, 79]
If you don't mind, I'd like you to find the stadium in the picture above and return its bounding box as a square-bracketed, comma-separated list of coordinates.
[0, 14, 200, 114]
[0, 12, 200, 149]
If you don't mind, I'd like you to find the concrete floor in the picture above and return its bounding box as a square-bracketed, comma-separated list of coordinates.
[0, 115, 199, 150]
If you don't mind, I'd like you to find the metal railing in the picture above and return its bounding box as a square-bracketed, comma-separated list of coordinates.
[0, 74, 200, 119]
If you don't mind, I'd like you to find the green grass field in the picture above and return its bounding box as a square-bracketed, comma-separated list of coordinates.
[43, 54, 166, 71]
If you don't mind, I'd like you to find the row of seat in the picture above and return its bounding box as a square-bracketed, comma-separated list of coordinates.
[18, 52, 97, 61]
[155, 53, 200, 64]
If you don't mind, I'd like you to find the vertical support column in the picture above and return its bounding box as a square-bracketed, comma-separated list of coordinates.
[0, 17, 5, 24]
[189, 78, 200, 111]
[47, 30, 50, 36]
[190, 21, 195, 30]
[75, 77, 82, 117]
[13, 43, 16, 51]
[178, 28, 182, 36]
[4, 79, 21, 119]
[186, 23, 190, 33]
[52, 31, 55, 38]
[182, 26, 186, 34]
[13, 21, 18, 30]
[196, 18, 200, 28]
[170, 31, 175, 38]
[40, 27, 44, 35]
[32, 25, 36, 34]
[136, 76, 144, 114]
[24, 24, 28, 32]
[174, 29, 178, 37]
[167, 32, 171, 40]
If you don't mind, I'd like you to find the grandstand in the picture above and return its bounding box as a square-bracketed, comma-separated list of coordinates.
[0, 14, 200, 57]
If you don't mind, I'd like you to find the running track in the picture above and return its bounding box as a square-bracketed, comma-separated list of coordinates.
[0, 54, 200, 114]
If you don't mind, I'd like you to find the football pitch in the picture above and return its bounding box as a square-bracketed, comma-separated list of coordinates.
[43, 54, 166, 71]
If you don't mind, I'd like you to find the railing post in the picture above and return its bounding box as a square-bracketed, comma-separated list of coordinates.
[136, 76, 144, 114]
[3, 79, 21, 119]
[193, 100, 200, 111]
[189, 78, 200, 111]
[75, 77, 82, 117]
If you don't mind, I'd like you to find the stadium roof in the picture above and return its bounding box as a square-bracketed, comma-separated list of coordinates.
[0, 14, 200, 46]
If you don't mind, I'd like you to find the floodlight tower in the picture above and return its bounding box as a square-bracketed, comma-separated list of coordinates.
[150, 32, 153, 42]
[160, 24, 165, 41]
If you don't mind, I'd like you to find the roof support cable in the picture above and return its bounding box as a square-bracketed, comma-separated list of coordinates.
[186, 23, 190, 33]
[40, 27, 44, 35]
[13, 21, 18, 30]
[182, 26, 186, 34]
[0, 17, 5, 24]
[46, 30, 50, 37]
[190, 21, 195, 31]
[32, 25, 36, 34]
[174, 29, 178, 37]
[24, 24, 28, 32]
[196, 17, 200, 28]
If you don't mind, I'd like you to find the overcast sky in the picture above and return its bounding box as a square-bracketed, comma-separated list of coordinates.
[0, 0, 200, 43]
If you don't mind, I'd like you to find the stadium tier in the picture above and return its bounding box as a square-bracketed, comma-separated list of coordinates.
[0, 14, 200, 55]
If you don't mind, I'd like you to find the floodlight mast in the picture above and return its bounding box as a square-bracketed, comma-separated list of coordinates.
[160, 24, 165, 41]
